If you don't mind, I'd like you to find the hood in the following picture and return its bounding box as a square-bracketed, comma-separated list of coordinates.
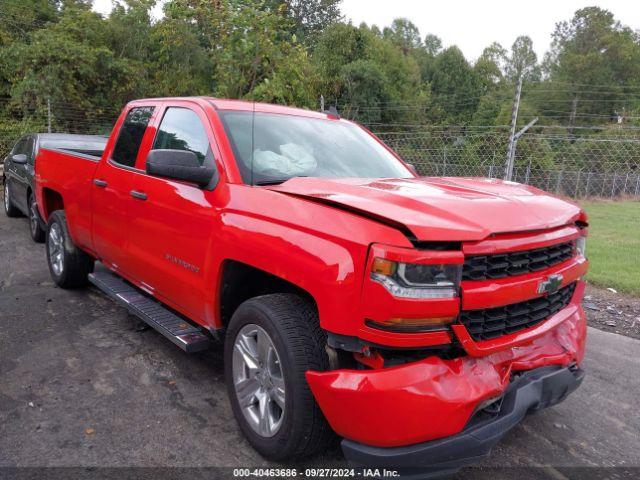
[268, 177, 583, 242]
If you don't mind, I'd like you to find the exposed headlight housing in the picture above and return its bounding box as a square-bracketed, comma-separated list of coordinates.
[576, 236, 586, 257]
[371, 258, 461, 299]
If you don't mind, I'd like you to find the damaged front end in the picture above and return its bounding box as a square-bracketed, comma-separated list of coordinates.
[306, 281, 586, 448]
[306, 225, 589, 475]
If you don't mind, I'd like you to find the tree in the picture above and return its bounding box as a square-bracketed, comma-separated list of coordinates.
[0, 2, 143, 116]
[424, 34, 442, 56]
[542, 7, 640, 125]
[428, 47, 481, 124]
[0, 0, 59, 46]
[313, 22, 369, 101]
[212, 1, 318, 107]
[339, 60, 390, 122]
[279, 0, 342, 43]
[474, 42, 507, 90]
[314, 22, 426, 123]
[383, 18, 422, 54]
[414, 34, 442, 85]
[506, 36, 539, 81]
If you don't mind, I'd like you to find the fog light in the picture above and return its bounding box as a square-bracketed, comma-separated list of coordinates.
[366, 316, 455, 332]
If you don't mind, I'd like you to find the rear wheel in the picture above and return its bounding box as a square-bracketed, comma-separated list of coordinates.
[3, 180, 21, 217]
[225, 293, 333, 460]
[46, 210, 94, 288]
[29, 193, 46, 243]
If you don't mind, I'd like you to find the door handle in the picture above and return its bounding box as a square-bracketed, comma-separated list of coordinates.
[130, 190, 148, 201]
[93, 179, 108, 188]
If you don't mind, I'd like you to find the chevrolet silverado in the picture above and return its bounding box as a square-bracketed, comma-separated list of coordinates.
[34, 97, 589, 476]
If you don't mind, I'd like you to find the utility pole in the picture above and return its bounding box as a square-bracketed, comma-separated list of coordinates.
[504, 74, 523, 181]
[320, 95, 325, 112]
[47, 98, 52, 134]
[506, 116, 539, 183]
[568, 95, 579, 138]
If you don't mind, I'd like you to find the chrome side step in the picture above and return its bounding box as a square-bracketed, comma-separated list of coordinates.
[89, 270, 211, 353]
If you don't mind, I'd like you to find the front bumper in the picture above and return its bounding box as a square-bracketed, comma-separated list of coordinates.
[342, 365, 585, 478]
[306, 281, 587, 448]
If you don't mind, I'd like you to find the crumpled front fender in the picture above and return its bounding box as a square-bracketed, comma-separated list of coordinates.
[306, 281, 587, 448]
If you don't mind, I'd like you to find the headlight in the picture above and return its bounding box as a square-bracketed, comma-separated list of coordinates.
[371, 258, 461, 299]
[576, 236, 586, 257]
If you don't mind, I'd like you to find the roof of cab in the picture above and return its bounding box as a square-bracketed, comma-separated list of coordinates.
[129, 96, 333, 120]
[208, 98, 330, 119]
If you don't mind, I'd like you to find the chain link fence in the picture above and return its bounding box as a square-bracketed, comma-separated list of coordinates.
[1, 100, 639, 199]
[372, 124, 640, 199]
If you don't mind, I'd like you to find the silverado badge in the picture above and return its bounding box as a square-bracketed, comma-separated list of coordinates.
[537, 274, 564, 295]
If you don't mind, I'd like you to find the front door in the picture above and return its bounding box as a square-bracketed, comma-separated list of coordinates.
[127, 103, 221, 323]
[91, 105, 157, 274]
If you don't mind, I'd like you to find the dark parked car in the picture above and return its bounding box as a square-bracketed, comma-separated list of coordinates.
[3, 133, 107, 241]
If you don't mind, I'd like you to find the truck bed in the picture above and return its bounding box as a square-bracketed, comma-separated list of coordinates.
[37, 133, 108, 161]
[36, 143, 103, 251]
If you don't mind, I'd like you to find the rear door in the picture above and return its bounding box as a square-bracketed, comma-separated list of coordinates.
[126, 102, 221, 323]
[91, 105, 158, 274]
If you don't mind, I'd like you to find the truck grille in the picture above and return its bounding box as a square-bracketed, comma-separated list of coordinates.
[462, 241, 574, 281]
[459, 282, 576, 341]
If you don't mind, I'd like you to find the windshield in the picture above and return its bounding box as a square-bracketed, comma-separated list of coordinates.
[219, 111, 413, 185]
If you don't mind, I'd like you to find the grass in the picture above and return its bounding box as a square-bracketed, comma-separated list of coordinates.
[581, 200, 640, 296]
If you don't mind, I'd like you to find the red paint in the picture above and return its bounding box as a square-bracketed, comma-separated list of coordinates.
[269, 177, 584, 242]
[35, 97, 588, 452]
[462, 225, 583, 255]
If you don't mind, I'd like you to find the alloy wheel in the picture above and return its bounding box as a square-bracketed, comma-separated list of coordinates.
[232, 324, 286, 437]
[30, 199, 39, 236]
[48, 222, 65, 276]
[3, 183, 9, 213]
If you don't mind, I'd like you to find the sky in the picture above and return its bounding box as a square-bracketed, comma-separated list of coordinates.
[340, 0, 640, 61]
[92, 0, 640, 61]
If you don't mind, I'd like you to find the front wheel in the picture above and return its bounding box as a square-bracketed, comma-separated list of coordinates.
[29, 193, 46, 243]
[224, 294, 333, 460]
[46, 210, 94, 288]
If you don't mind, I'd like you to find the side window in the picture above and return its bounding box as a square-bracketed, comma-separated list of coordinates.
[26, 137, 35, 164]
[152, 108, 210, 166]
[12, 137, 28, 155]
[111, 106, 154, 167]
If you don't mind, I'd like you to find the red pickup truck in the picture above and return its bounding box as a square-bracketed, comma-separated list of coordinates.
[35, 97, 588, 475]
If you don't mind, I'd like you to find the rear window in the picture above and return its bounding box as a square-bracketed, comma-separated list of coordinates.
[111, 106, 154, 167]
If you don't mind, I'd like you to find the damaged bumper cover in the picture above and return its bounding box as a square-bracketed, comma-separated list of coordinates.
[306, 281, 587, 469]
[342, 364, 584, 477]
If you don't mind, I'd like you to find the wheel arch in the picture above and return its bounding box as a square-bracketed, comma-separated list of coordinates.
[40, 188, 64, 222]
[217, 259, 318, 330]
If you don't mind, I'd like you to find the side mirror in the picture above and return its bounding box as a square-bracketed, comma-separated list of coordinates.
[146, 149, 215, 187]
[11, 154, 27, 164]
[406, 163, 418, 175]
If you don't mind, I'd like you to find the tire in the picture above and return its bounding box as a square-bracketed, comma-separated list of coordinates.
[46, 210, 94, 288]
[224, 293, 333, 461]
[28, 192, 46, 243]
[3, 180, 21, 217]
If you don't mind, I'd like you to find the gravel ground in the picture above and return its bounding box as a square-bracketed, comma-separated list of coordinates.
[1, 204, 639, 480]
[583, 284, 640, 340]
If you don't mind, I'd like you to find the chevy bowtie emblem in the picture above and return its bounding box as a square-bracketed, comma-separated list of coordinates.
[537, 274, 563, 295]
